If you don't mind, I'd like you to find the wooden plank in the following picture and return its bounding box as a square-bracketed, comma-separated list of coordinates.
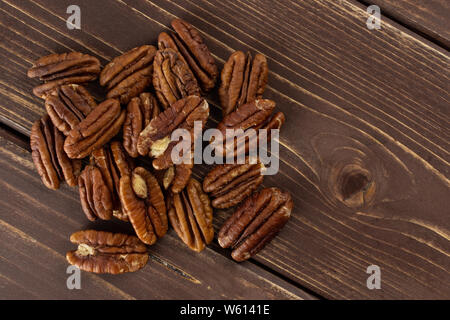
[0, 132, 313, 300]
[0, 0, 448, 299]
[368, 0, 450, 48]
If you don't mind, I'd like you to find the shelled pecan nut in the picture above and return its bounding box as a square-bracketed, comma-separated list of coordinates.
[78, 165, 114, 221]
[30, 115, 82, 189]
[78, 141, 133, 221]
[45, 84, 96, 135]
[27, 52, 101, 98]
[167, 178, 213, 252]
[218, 187, 293, 261]
[100, 45, 156, 104]
[119, 167, 168, 245]
[219, 51, 268, 116]
[203, 158, 265, 209]
[158, 19, 218, 92]
[213, 99, 276, 158]
[64, 99, 126, 159]
[163, 161, 193, 194]
[66, 230, 148, 274]
[153, 48, 200, 109]
[137, 95, 209, 170]
[123, 92, 160, 157]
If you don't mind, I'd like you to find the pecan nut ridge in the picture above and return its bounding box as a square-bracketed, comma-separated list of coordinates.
[167, 178, 213, 252]
[45, 84, 96, 135]
[100, 45, 156, 104]
[30, 115, 81, 189]
[203, 157, 265, 209]
[85, 142, 134, 222]
[158, 19, 218, 93]
[119, 167, 168, 245]
[28, 52, 101, 98]
[219, 51, 268, 116]
[213, 99, 276, 158]
[171, 19, 218, 92]
[64, 98, 126, 159]
[123, 92, 160, 158]
[218, 187, 292, 262]
[153, 48, 200, 109]
[66, 230, 148, 274]
[78, 165, 114, 221]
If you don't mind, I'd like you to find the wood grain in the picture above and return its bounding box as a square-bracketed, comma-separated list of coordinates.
[368, 0, 450, 48]
[0, 132, 313, 299]
[0, 0, 448, 299]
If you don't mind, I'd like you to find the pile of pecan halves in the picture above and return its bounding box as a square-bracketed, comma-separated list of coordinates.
[27, 19, 293, 274]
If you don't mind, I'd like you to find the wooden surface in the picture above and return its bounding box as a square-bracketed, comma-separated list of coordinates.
[0, 0, 449, 299]
[368, 0, 450, 48]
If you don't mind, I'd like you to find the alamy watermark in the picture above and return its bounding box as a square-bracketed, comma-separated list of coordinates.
[66, 265, 81, 289]
[167, 121, 280, 175]
[366, 5, 381, 30]
[366, 264, 381, 289]
[66, 5, 81, 30]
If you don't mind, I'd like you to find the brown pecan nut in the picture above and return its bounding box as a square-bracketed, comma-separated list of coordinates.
[66, 230, 148, 274]
[78, 165, 114, 221]
[218, 187, 293, 261]
[30, 115, 82, 189]
[64, 99, 126, 159]
[119, 167, 168, 245]
[219, 51, 268, 116]
[100, 45, 156, 104]
[167, 178, 213, 252]
[163, 162, 193, 194]
[123, 92, 160, 157]
[158, 19, 218, 92]
[137, 96, 209, 170]
[82, 141, 134, 221]
[27, 52, 101, 98]
[153, 48, 200, 109]
[203, 158, 265, 209]
[213, 99, 276, 158]
[45, 84, 96, 136]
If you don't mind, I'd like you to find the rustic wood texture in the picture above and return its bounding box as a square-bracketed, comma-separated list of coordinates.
[368, 0, 450, 48]
[0, 132, 313, 299]
[0, 0, 449, 299]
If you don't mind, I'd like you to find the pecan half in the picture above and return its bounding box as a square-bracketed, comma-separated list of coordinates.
[163, 162, 193, 194]
[30, 115, 82, 189]
[83, 141, 134, 221]
[218, 188, 293, 261]
[137, 96, 209, 170]
[158, 19, 218, 92]
[119, 167, 168, 245]
[167, 178, 213, 252]
[213, 99, 276, 158]
[27, 52, 100, 98]
[203, 158, 265, 209]
[153, 48, 200, 109]
[45, 84, 96, 135]
[78, 165, 113, 221]
[66, 230, 148, 274]
[100, 45, 156, 104]
[64, 99, 126, 159]
[123, 92, 160, 157]
[219, 51, 268, 116]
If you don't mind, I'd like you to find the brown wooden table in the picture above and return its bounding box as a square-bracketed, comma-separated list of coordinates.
[0, 0, 449, 300]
